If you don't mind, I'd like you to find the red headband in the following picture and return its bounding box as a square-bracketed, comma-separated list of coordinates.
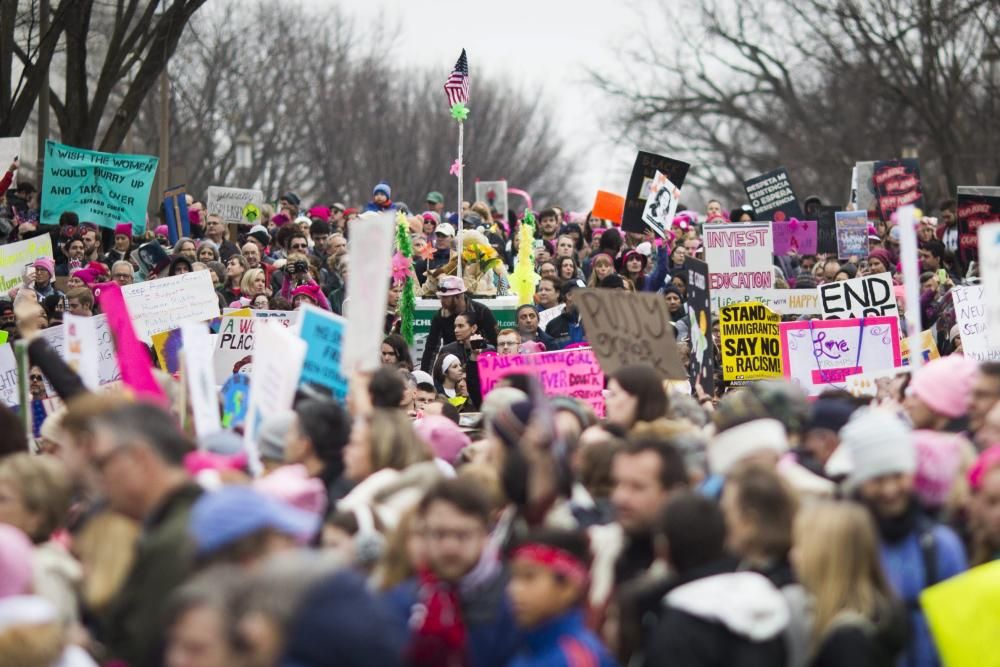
[512, 544, 588, 585]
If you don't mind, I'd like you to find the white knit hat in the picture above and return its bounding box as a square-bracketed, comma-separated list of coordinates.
[708, 418, 788, 476]
[839, 408, 915, 493]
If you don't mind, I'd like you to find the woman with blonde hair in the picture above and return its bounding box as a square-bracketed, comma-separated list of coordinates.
[793, 501, 907, 666]
[232, 267, 269, 308]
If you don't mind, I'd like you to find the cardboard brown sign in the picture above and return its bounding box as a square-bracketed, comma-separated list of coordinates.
[575, 289, 687, 380]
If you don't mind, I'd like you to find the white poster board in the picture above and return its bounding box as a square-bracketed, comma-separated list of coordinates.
[703, 223, 774, 292]
[206, 186, 265, 225]
[122, 271, 221, 341]
[342, 212, 394, 373]
[817, 272, 898, 320]
[0, 235, 53, 293]
[954, 285, 1000, 361]
[181, 322, 221, 440]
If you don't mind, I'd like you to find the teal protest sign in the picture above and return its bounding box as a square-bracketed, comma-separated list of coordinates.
[295, 305, 348, 401]
[41, 140, 158, 229]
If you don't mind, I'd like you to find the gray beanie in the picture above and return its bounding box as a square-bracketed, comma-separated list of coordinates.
[257, 410, 295, 462]
[838, 408, 915, 492]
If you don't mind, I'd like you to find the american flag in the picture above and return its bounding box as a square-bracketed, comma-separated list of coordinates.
[444, 49, 469, 107]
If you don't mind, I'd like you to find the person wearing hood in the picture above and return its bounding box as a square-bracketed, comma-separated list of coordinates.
[366, 181, 398, 213]
[840, 408, 966, 667]
[644, 492, 788, 667]
[168, 254, 194, 277]
[545, 280, 587, 349]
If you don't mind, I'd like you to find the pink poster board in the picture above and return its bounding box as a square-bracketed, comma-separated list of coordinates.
[772, 219, 817, 255]
[477, 347, 605, 416]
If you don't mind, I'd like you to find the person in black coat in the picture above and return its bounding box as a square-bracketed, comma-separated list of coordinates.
[419, 276, 498, 372]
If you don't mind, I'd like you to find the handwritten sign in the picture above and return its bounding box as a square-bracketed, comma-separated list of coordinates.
[93, 282, 167, 404]
[640, 171, 681, 239]
[296, 304, 348, 401]
[622, 151, 690, 234]
[41, 314, 121, 386]
[122, 270, 221, 341]
[575, 289, 686, 379]
[780, 317, 902, 396]
[873, 158, 923, 222]
[772, 219, 817, 255]
[0, 235, 53, 292]
[953, 285, 1000, 361]
[703, 222, 773, 291]
[0, 345, 18, 406]
[712, 288, 821, 315]
[979, 223, 1000, 334]
[719, 302, 782, 387]
[743, 167, 802, 220]
[834, 210, 869, 260]
[62, 314, 100, 390]
[214, 315, 257, 383]
[817, 273, 898, 319]
[40, 140, 158, 229]
[206, 186, 265, 225]
[477, 348, 605, 416]
[342, 212, 394, 373]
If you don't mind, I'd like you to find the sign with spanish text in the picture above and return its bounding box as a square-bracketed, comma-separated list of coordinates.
[772, 219, 817, 255]
[780, 316, 902, 396]
[40, 140, 158, 229]
[720, 302, 782, 387]
[477, 348, 604, 416]
[954, 285, 1000, 361]
[206, 186, 265, 225]
[835, 210, 869, 260]
[703, 222, 773, 292]
[743, 167, 802, 220]
[0, 235, 53, 292]
[817, 273, 898, 320]
[575, 289, 686, 379]
[958, 187, 1000, 266]
[622, 151, 690, 234]
[873, 158, 923, 222]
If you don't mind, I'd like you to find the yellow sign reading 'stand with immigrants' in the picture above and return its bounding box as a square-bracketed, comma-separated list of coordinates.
[720, 301, 782, 387]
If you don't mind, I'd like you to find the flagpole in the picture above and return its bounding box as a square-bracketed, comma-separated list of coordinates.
[457, 121, 464, 282]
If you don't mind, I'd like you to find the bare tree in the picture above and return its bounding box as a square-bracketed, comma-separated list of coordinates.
[594, 0, 1000, 208]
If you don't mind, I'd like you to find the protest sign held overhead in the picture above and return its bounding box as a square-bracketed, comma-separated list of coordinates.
[719, 302, 782, 388]
[954, 284, 1000, 362]
[703, 222, 773, 292]
[640, 171, 681, 239]
[0, 235, 53, 292]
[621, 151, 690, 234]
[743, 167, 802, 220]
[342, 212, 395, 373]
[592, 190, 625, 224]
[474, 180, 508, 218]
[780, 316, 902, 396]
[206, 186, 265, 225]
[296, 305, 348, 401]
[815, 205, 839, 254]
[979, 223, 1000, 334]
[772, 219, 817, 255]
[685, 257, 714, 395]
[957, 187, 1000, 265]
[854, 161, 878, 213]
[835, 210, 869, 259]
[873, 158, 923, 222]
[40, 140, 158, 229]
[575, 289, 686, 380]
[478, 348, 604, 416]
[817, 272, 898, 319]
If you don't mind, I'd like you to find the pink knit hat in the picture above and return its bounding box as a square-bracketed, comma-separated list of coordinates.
[909, 355, 979, 419]
[154, 224, 168, 237]
[308, 206, 331, 221]
[0, 524, 34, 598]
[414, 415, 471, 464]
[114, 223, 132, 237]
[32, 257, 55, 276]
[271, 213, 290, 227]
[913, 430, 964, 508]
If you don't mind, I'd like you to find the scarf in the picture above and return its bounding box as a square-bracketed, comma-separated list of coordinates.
[406, 568, 470, 667]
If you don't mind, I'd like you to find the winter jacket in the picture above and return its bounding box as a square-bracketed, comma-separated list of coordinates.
[383, 566, 519, 667]
[508, 609, 617, 667]
[545, 310, 585, 350]
[435, 341, 491, 409]
[809, 603, 908, 667]
[644, 568, 789, 667]
[419, 299, 499, 372]
[100, 482, 203, 667]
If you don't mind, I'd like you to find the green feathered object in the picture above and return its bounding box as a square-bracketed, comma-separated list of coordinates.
[395, 212, 417, 345]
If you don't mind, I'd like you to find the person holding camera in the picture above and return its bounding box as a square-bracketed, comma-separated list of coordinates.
[433, 310, 493, 410]
[278, 252, 330, 310]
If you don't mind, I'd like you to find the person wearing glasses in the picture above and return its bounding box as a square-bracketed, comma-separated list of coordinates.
[28, 365, 48, 400]
[202, 214, 241, 262]
[110, 261, 134, 286]
[496, 328, 522, 356]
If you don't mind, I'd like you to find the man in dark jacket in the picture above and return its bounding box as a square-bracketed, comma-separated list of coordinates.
[545, 280, 586, 349]
[644, 493, 788, 667]
[420, 275, 498, 372]
[86, 403, 203, 667]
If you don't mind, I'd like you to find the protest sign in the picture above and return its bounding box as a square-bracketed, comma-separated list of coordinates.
[538, 304, 565, 331]
[854, 161, 878, 214]
[244, 322, 306, 473]
[720, 302, 782, 387]
[0, 235, 53, 292]
[817, 272, 898, 320]
[743, 167, 802, 220]
[63, 314, 100, 390]
[979, 223, 1000, 334]
[901, 329, 940, 366]
[221, 374, 250, 429]
[835, 210, 869, 259]
[954, 285, 1000, 361]
[958, 187, 1000, 265]
[94, 282, 168, 405]
[342, 212, 394, 373]
[815, 205, 839, 255]
[772, 219, 817, 255]
[897, 205, 924, 371]
[478, 348, 605, 416]
[684, 257, 715, 394]
[703, 222, 773, 291]
[206, 186, 265, 225]
[40, 140, 158, 229]
[152, 329, 183, 374]
[0, 332, 7, 345]
[622, 151, 690, 234]
[296, 305, 349, 401]
[122, 270, 221, 341]
[0, 137, 19, 164]
[41, 314, 120, 386]
[780, 316, 902, 396]
[214, 315, 257, 383]
[163, 185, 189, 243]
[0, 345, 17, 406]
[592, 191, 625, 224]
[475, 181, 508, 219]
[640, 171, 681, 239]
[575, 289, 686, 379]
[873, 159, 923, 222]
[223, 308, 299, 328]
[920, 561, 1000, 667]
[712, 288, 821, 315]
[181, 322, 221, 440]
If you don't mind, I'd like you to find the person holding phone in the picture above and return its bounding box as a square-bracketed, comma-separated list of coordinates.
[433, 310, 494, 409]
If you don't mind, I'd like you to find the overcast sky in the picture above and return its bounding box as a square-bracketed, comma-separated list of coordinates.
[319, 0, 642, 210]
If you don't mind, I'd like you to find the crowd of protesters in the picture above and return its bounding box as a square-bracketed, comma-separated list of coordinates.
[1, 153, 999, 667]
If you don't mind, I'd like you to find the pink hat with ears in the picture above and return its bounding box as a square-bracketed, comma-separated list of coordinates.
[114, 223, 132, 237]
[154, 224, 168, 237]
[414, 415, 472, 464]
[271, 213, 290, 227]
